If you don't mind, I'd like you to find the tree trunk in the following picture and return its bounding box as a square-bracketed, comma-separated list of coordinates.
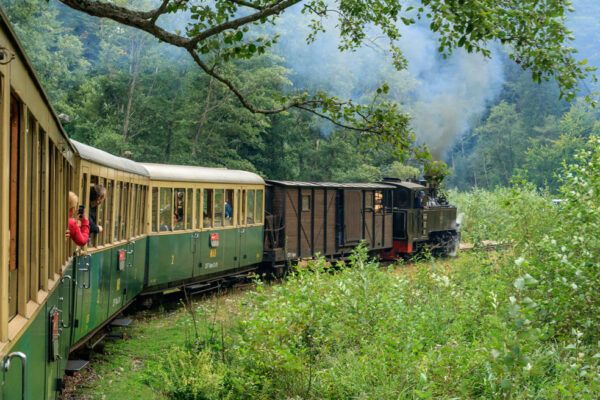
[122, 34, 145, 151]
[163, 78, 183, 163]
[192, 76, 216, 158]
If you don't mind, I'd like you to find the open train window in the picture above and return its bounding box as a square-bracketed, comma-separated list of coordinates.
[105, 180, 114, 244]
[152, 187, 158, 232]
[301, 194, 310, 212]
[9, 96, 19, 319]
[174, 188, 185, 231]
[203, 189, 213, 228]
[214, 189, 224, 227]
[247, 189, 255, 224]
[224, 190, 234, 226]
[114, 182, 122, 241]
[395, 189, 410, 208]
[159, 187, 172, 231]
[195, 189, 201, 229]
[140, 186, 147, 235]
[121, 183, 129, 239]
[256, 189, 263, 223]
[374, 190, 383, 214]
[186, 189, 193, 229]
[132, 184, 139, 236]
[240, 190, 246, 226]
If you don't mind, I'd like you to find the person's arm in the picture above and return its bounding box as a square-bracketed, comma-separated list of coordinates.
[88, 217, 99, 234]
[88, 207, 100, 234]
[69, 218, 90, 247]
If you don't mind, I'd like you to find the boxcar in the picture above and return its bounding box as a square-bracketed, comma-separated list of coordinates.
[263, 181, 394, 267]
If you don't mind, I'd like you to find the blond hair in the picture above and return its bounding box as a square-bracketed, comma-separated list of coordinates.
[69, 191, 78, 210]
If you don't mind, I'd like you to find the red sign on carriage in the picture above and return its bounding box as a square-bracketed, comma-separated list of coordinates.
[118, 249, 126, 271]
[210, 233, 219, 248]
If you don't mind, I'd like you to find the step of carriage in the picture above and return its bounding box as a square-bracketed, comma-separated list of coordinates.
[185, 282, 212, 291]
[110, 317, 133, 327]
[65, 359, 89, 374]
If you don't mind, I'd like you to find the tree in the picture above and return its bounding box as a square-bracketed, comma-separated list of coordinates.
[55, 0, 596, 165]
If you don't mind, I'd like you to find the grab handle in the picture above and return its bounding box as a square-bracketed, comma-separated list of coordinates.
[3, 352, 27, 400]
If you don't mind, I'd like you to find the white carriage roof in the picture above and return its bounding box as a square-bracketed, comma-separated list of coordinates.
[141, 163, 265, 185]
[71, 140, 150, 176]
[266, 180, 395, 189]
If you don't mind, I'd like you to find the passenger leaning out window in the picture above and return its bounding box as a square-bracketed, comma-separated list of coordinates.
[89, 184, 106, 234]
[66, 191, 90, 246]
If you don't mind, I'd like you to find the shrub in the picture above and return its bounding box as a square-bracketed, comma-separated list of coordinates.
[144, 347, 225, 400]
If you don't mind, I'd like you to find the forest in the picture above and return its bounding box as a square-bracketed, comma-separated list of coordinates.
[3, 0, 599, 192]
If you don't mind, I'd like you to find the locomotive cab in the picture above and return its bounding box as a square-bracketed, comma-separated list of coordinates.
[381, 178, 459, 258]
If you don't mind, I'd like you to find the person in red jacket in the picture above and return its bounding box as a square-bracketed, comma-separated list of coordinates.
[67, 191, 90, 246]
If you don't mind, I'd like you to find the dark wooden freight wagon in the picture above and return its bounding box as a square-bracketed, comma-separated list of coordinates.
[263, 181, 394, 266]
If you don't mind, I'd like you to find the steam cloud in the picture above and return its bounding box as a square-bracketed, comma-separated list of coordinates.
[272, 6, 505, 159]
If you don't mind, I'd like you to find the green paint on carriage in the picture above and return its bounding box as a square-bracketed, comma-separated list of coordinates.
[145, 225, 264, 290]
[72, 238, 148, 345]
[2, 264, 75, 400]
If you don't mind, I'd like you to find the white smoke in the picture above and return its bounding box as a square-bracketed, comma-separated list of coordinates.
[271, 6, 505, 156]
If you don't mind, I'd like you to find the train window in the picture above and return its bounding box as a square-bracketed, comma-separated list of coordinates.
[247, 189, 255, 224]
[122, 183, 130, 239]
[256, 189, 263, 223]
[396, 189, 409, 208]
[114, 182, 122, 241]
[240, 190, 245, 226]
[186, 189, 193, 229]
[195, 189, 201, 229]
[214, 189, 224, 227]
[140, 186, 147, 235]
[374, 191, 383, 214]
[301, 194, 310, 212]
[93, 177, 106, 247]
[203, 189, 213, 228]
[105, 180, 114, 244]
[365, 192, 373, 209]
[132, 184, 139, 236]
[224, 189, 234, 226]
[159, 187, 173, 231]
[174, 188, 185, 231]
[152, 187, 158, 232]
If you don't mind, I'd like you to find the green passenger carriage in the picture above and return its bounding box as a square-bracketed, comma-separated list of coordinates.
[141, 163, 265, 293]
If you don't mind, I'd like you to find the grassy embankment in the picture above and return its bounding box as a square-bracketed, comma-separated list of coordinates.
[68, 138, 600, 399]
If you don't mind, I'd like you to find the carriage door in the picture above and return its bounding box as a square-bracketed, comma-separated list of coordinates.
[343, 190, 362, 245]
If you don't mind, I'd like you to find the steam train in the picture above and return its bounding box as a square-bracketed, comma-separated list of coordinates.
[0, 9, 458, 400]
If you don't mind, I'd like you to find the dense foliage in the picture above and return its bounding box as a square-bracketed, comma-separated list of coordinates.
[2, 0, 598, 186]
[142, 136, 600, 399]
[55, 0, 596, 165]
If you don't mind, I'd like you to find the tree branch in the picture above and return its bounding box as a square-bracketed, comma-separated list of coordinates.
[150, 0, 171, 24]
[189, 0, 301, 47]
[295, 105, 371, 133]
[228, 0, 265, 11]
[58, 0, 192, 47]
[188, 49, 298, 114]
